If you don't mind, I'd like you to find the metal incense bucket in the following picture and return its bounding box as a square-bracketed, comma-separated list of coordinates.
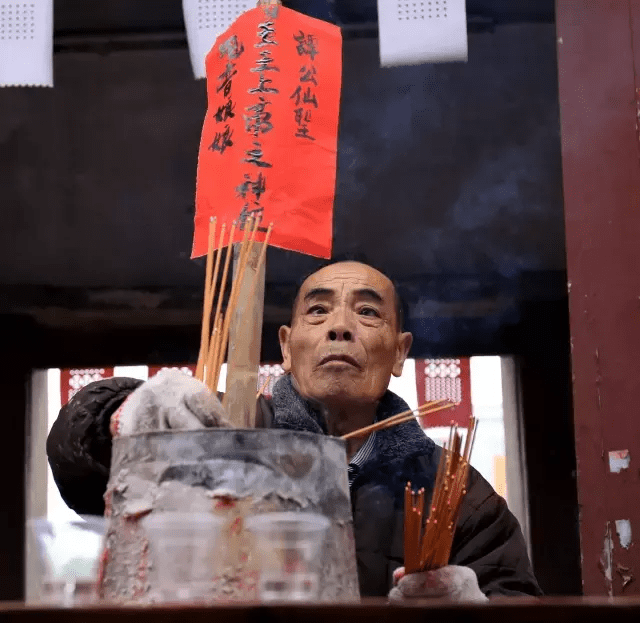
[100, 428, 360, 603]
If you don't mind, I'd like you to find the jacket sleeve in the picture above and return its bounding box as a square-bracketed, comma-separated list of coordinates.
[46, 377, 143, 516]
[255, 394, 275, 429]
[449, 467, 542, 597]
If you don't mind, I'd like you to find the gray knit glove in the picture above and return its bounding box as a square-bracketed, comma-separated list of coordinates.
[112, 369, 230, 436]
[388, 565, 488, 603]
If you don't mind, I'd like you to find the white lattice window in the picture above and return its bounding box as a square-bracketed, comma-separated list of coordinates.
[0, 2, 35, 40]
[397, 1, 449, 21]
[0, 1, 53, 86]
[377, 0, 466, 66]
[58, 368, 115, 406]
[257, 363, 285, 397]
[183, 0, 251, 78]
[423, 358, 462, 403]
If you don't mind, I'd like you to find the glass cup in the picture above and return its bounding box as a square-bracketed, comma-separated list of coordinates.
[27, 515, 107, 606]
[245, 511, 330, 602]
[141, 512, 224, 603]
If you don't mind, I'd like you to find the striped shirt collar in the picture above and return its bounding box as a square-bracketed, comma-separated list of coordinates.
[347, 430, 377, 487]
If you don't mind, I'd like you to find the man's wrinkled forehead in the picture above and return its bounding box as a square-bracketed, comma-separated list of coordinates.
[293, 262, 395, 315]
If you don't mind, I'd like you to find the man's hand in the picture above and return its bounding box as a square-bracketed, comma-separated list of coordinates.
[388, 565, 488, 603]
[112, 369, 231, 436]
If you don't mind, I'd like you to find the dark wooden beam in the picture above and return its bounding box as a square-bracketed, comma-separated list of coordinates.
[3, 598, 640, 621]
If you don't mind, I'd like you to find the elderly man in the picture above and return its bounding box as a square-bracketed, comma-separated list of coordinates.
[47, 260, 541, 601]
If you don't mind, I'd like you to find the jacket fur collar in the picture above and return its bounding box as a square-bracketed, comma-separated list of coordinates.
[270, 374, 436, 469]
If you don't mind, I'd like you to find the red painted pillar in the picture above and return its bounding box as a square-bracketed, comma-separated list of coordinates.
[557, 1, 640, 596]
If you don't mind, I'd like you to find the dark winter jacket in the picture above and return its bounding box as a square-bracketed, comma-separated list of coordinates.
[47, 374, 542, 598]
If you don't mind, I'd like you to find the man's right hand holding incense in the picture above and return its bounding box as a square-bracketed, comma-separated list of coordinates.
[388, 565, 488, 603]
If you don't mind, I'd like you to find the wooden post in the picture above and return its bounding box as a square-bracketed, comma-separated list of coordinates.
[557, 0, 640, 595]
[223, 0, 278, 426]
[223, 242, 266, 427]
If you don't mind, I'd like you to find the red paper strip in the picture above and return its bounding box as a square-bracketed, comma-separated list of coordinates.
[192, 5, 342, 259]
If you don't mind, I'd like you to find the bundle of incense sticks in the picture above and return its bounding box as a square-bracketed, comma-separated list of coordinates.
[195, 216, 273, 393]
[340, 400, 455, 440]
[404, 416, 478, 574]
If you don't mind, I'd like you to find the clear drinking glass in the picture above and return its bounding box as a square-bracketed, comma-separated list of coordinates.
[245, 511, 330, 602]
[141, 512, 224, 603]
[27, 515, 107, 606]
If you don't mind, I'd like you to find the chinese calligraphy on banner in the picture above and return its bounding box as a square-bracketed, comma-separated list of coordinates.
[192, 5, 342, 259]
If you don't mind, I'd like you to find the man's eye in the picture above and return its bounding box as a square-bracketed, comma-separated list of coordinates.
[359, 307, 380, 318]
[307, 305, 327, 315]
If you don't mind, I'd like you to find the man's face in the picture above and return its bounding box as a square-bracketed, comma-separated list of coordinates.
[279, 262, 413, 408]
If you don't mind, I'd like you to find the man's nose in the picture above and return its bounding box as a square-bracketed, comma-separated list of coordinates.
[327, 309, 354, 342]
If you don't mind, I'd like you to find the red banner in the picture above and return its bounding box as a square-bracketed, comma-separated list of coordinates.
[192, 5, 342, 259]
[414, 358, 472, 428]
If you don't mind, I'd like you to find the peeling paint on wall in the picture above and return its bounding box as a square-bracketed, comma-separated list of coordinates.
[599, 522, 614, 596]
[615, 519, 633, 550]
[616, 563, 634, 591]
[609, 449, 631, 473]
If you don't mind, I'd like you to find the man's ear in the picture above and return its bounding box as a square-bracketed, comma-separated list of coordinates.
[278, 325, 292, 372]
[392, 331, 413, 377]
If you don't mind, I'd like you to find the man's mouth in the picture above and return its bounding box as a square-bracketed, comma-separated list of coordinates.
[319, 354, 361, 369]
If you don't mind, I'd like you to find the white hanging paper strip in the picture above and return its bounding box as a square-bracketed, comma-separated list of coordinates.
[182, 0, 251, 79]
[376, 0, 467, 67]
[0, 1, 53, 87]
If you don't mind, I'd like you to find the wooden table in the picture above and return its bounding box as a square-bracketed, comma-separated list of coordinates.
[2, 597, 640, 623]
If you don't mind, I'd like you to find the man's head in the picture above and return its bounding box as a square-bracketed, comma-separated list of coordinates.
[279, 261, 413, 409]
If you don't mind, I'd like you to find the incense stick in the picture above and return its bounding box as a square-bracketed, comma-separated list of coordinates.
[206, 315, 223, 391]
[202, 222, 227, 382]
[231, 220, 274, 357]
[340, 400, 452, 440]
[195, 216, 275, 401]
[212, 217, 258, 391]
[364, 403, 457, 437]
[340, 401, 444, 440]
[256, 376, 271, 400]
[403, 416, 478, 574]
[239, 221, 273, 326]
[206, 221, 235, 389]
[195, 217, 274, 397]
[212, 218, 253, 389]
[196, 217, 217, 381]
